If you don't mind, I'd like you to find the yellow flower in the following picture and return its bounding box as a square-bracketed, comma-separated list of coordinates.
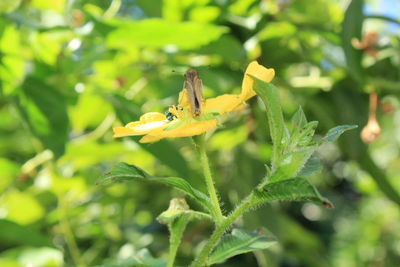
[113, 61, 275, 143]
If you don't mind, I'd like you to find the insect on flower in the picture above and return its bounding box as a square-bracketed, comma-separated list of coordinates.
[184, 69, 204, 117]
[113, 61, 275, 143]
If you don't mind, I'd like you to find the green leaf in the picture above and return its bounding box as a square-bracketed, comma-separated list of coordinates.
[290, 120, 318, 149]
[257, 21, 297, 40]
[0, 219, 51, 247]
[107, 19, 228, 50]
[97, 163, 213, 216]
[317, 125, 358, 143]
[208, 228, 277, 265]
[16, 76, 69, 158]
[268, 146, 316, 183]
[298, 157, 323, 177]
[0, 0, 22, 13]
[297, 121, 318, 146]
[341, 0, 364, 83]
[199, 35, 246, 63]
[143, 141, 192, 178]
[290, 107, 307, 133]
[0, 247, 63, 266]
[136, 0, 162, 17]
[157, 198, 212, 224]
[157, 198, 190, 267]
[105, 94, 141, 125]
[252, 178, 333, 208]
[251, 79, 285, 166]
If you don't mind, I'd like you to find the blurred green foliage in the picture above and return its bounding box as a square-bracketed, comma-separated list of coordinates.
[0, 0, 400, 266]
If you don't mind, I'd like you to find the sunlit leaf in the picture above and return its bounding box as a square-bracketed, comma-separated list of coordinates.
[189, 6, 220, 23]
[0, 25, 24, 95]
[13, 247, 63, 266]
[0, 259, 19, 267]
[0, 189, 45, 225]
[0, 158, 19, 191]
[107, 19, 228, 50]
[30, 0, 66, 13]
[257, 21, 297, 41]
[0, 0, 21, 13]
[209, 228, 277, 265]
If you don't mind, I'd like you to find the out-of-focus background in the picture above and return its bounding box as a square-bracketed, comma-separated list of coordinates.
[0, 0, 399, 266]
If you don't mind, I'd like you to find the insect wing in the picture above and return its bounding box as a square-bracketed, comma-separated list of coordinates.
[184, 69, 203, 116]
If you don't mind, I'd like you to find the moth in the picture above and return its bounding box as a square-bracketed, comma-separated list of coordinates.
[184, 69, 203, 117]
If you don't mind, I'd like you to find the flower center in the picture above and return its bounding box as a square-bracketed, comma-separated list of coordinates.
[165, 105, 186, 121]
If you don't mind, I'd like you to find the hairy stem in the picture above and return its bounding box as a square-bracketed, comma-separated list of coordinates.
[190, 193, 254, 267]
[167, 219, 187, 267]
[196, 134, 224, 224]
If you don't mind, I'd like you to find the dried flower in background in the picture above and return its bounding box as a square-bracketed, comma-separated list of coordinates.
[352, 32, 378, 58]
[361, 92, 381, 143]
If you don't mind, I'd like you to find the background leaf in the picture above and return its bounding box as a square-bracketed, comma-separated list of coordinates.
[0, 220, 51, 247]
[16, 76, 69, 158]
[107, 19, 228, 50]
[341, 0, 364, 83]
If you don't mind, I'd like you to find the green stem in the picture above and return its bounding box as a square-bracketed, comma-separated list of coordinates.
[190, 193, 254, 267]
[196, 134, 224, 224]
[167, 219, 187, 267]
[58, 195, 85, 267]
[365, 14, 400, 26]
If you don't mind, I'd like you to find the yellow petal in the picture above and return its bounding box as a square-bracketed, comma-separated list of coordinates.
[203, 62, 275, 115]
[139, 112, 167, 123]
[113, 112, 168, 138]
[204, 94, 242, 114]
[113, 126, 142, 138]
[139, 120, 217, 143]
[241, 61, 275, 100]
